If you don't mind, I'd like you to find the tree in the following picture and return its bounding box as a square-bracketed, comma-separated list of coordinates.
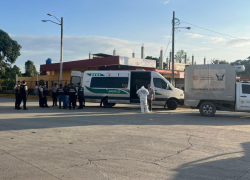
[211, 59, 229, 64]
[146, 56, 159, 68]
[22, 60, 38, 77]
[0, 64, 22, 89]
[0, 29, 22, 77]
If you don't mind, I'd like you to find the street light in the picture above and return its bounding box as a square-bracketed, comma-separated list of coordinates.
[42, 14, 63, 84]
[171, 11, 191, 87]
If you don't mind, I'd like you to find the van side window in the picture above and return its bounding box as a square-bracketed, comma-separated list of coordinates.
[90, 77, 129, 88]
[90, 77, 109, 88]
[242, 84, 250, 94]
[153, 78, 168, 89]
[108, 77, 129, 88]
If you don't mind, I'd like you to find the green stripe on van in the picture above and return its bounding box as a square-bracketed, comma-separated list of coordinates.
[85, 86, 130, 94]
[155, 92, 162, 95]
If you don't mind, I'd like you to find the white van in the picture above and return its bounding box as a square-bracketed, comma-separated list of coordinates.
[71, 70, 184, 109]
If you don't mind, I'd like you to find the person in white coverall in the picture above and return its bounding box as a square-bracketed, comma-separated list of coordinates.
[137, 86, 149, 113]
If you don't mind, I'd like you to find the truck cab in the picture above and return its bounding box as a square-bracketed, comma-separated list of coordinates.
[236, 82, 250, 111]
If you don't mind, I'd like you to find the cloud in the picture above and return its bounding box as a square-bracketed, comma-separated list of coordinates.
[164, 1, 170, 4]
[185, 33, 204, 38]
[10, 35, 164, 72]
[226, 38, 250, 47]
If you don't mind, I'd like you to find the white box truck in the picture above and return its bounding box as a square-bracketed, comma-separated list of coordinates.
[71, 70, 184, 109]
[184, 64, 247, 116]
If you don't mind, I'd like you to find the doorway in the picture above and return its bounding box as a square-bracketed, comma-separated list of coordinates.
[130, 72, 151, 102]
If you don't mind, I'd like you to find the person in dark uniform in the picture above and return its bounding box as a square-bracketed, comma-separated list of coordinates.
[38, 83, 43, 107]
[69, 83, 77, 110]
[40, 84, 49, 108]
[14, 81, 21, 110]
[57, 84, 66, 109]
[19, 81, 28, 110]
[77, 82, 84, 109]
[64, 83, 70, 108]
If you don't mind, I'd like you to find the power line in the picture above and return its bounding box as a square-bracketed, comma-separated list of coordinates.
[181, 21, 250, 42]
[176, 40, 250, 54]
[163, 34, 172, 58]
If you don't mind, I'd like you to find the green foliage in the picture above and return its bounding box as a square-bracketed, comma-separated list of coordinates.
[22, 60, 37, 77]
[232, 57, 250, 77]
[0, 64, 21, 89]
[0, 29, 21, 76]
[146, 56, 159, 68]
[211, 59, 229, 64]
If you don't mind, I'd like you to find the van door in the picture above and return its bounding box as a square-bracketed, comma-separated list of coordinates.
[107, 72, 130, 104]
[130, 72, 151, 103]
[236, 83, 250, 111]
[152, 78, 170, 105]
[71, 71, 82, 86]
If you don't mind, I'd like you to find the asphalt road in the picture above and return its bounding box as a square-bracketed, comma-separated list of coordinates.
[0, 97, 250, 180]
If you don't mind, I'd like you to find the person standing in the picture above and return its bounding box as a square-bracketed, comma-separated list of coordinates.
[19, 81, 28, 110]
[69, 83, 77, 110]
[57, 84, 66, 109]
[77, 82, 84, 109]
[14, 81, 21, 110]
[147, 84, 155, 112]
[64, 83, 70, 108]
[40, 84, 49, 108]
[35, 84, 39, 97]
[136, 86, 149, 113]
[51, 83, 58, 106]
[38, 83, 43, 107]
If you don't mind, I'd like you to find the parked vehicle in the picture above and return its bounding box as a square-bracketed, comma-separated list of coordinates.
[184, 64, 247, 116]
[71, 70, 184, 109]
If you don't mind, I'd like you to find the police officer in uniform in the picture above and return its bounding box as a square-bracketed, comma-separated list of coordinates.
[19, 81, 28, 110]
[57, 84, 66, 109]
[69, 83, 77, 110]
[14, 81, 21, 110]
[40, 84, 49, 108]
[77, 82, 84, 109]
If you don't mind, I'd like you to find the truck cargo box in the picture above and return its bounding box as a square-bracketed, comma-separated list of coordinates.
[184, 64, 236, 107]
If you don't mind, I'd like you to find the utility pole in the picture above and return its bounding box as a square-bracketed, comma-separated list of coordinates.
[60, 17, 63, 84]
[172, 11, 175, 86]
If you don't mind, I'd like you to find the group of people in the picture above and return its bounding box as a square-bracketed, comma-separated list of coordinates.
[14, 81, 155, 112]
[137, 84, 155, 113]
[14, 81, 28, 110]
[37, 82, 85, 110]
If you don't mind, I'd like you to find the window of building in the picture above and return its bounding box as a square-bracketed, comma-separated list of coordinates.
[242, 84, 250, 94]
[153, 78, 167, 89]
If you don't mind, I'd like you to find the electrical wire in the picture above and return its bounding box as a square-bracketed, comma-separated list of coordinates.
[163, 34, 172, 58]
[176, 40, 250, 54]
[181, 21, 250, 42]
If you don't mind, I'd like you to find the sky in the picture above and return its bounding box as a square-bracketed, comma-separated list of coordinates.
[1, 0, 250, 72]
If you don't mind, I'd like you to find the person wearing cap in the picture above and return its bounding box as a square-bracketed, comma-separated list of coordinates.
[14, 81, 21, 110]
[69, 83, 77, 110]
[77, 82, 84, 109]
[19, 81, 28, 110]
[51, 83, 58, 106]
[57, 84, 66, 109]
[40, 83, 49, 108]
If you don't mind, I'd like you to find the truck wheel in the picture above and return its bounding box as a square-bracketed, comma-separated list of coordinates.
[199, 102, 216, 117]
[167, 99, 178, 110]
[103, 99, 112, 108]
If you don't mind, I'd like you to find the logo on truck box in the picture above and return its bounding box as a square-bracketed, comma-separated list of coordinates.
[216, 74, 225, 81]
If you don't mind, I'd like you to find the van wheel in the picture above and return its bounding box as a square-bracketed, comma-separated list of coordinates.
[167, 100, 178, 110]
[199, 102, 216, 117]
[103, 99, 112, 108]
